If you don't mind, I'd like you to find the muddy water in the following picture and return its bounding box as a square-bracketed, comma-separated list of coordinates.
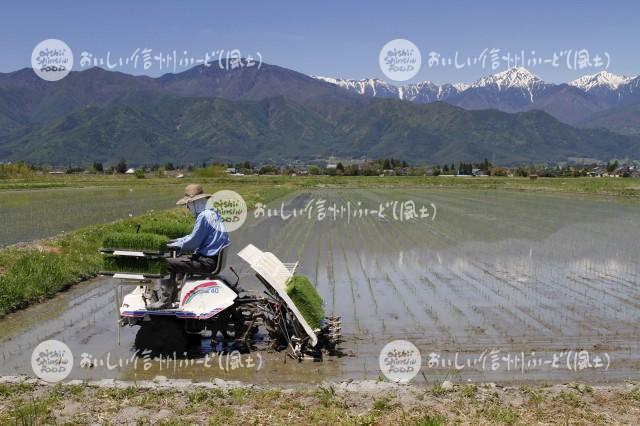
[1, 189, 639, 384]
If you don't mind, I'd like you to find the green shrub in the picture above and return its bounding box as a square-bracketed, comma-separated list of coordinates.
[0, 161, 34, 179]
[286, 275, 324, 329]
[101, 232, 169, 252]
[101, 256, 167, 275]
[193, 165, 226, 177]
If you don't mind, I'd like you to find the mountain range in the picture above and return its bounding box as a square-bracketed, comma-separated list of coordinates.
[0, 62, 639, 166]
[315, 68, 640, 135]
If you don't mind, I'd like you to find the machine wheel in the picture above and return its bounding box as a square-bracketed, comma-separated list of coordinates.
[186, 332, 202, 348]
[134, 316, 188, 356]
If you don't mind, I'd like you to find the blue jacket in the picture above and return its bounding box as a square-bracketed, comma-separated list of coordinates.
[172, 208, 230, 256]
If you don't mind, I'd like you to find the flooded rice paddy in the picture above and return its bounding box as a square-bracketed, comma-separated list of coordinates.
[1, 188, 639, 384]
[0, 185, 184, 247]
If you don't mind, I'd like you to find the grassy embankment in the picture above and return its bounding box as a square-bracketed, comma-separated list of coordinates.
[2, 173, 640, 198]
[1, 380, 639, 424]
[0, 174, 638, 317]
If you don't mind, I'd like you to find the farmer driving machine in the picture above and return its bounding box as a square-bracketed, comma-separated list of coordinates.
[100, 237, 342, 360]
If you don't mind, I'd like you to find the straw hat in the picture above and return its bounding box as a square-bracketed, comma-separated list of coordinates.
[176, 183, 212, 205]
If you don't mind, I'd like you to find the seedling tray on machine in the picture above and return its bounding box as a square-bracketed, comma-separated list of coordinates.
[99, 245, 170, 280]
[99, 248, 168, 257]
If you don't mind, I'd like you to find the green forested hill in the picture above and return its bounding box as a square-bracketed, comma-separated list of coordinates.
[1, 65, 638, 165]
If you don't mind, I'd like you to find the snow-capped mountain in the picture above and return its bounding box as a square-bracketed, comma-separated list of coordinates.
[471, 67, 542, 89]
[314, 67, 640, 126]
[315, 67, 553, 106]
[467, 67, 552, 103]
[616, 75, 640, 104]
[569, 71, 633, 91]
[457, 67, 555, 110]
[314, 76, 465, 104]
[568, 71, 640, 107]
[399, 81, 438, 102]
[313, 76, 399, 98]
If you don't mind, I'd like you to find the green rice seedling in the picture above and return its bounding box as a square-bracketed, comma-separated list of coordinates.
[140, 222, 193, 239]
[101, 256, 167, 275]
[286, 275, 324, 329]
[101, 232, 169, 252]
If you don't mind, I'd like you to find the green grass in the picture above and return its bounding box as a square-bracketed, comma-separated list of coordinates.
[315, 386, 342, 408]
[101, 256, 167, 275]
[554, 390, 586, 408]
[627, 387, 640, 401]
[416, 414, 447, 426]
[0, 251, 99, 313]
[431, 383, 452, 397]
[0, 382, 35, 397]
[480, 402, 520, 425]
[372, 394, 397, 411]
[461, 384, 478, 398]
[101, 232, 170, 252]
[95, 386, 138, 401]
[286, 275, 325, 329]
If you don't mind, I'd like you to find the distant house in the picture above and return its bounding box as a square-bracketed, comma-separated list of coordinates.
[326, 163, 337, 170]
[589, 167, 604, 177]
[529, 174, 539, 180]
[125, 168, 136, 174]
[226, 167, 237, 174]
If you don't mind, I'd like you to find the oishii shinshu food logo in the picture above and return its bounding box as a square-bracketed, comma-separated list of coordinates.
[31, 39, 74, 81]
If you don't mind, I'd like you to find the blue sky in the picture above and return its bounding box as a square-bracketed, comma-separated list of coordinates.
[2, 0, 639, 84]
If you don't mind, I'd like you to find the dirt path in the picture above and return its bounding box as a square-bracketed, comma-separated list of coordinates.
[1, 376, 639, 424]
